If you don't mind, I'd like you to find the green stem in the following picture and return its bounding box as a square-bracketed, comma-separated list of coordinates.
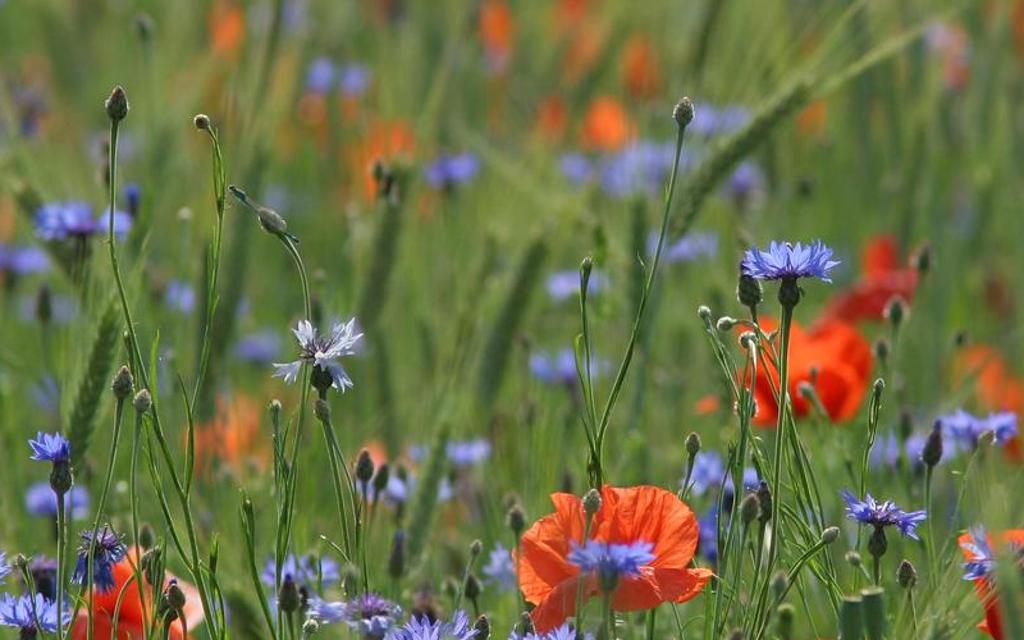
[56, 494, 66, 640]
[129, 410, 151, 640]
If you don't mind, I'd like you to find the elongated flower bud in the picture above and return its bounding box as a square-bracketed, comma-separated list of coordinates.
[112, 365, 134, 400]
[583, 489, 602, 516]
[897, 559, 917, 589]
[105, 86, 129, 122]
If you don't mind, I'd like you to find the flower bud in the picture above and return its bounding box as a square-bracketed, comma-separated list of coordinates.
[897, 559, 917, 589]
[464, 573, 482, 601]
[770, 570, 787, 599]
[166, 579, 186, 610]
[193, 114, 211, 131]
[278, 574, 300, 614]
[756, 481, 772, 524]
[873, 337, 890, 363]
[50, 459, 73, 496]
[105, 86, 129, 122]
[912, 243, 931, 275]
[673, 97, 695, 127]
[716, 316, 738, 332]
[868, 526, 888, 559]
[133, 389, 152, 414]
[372, 463, 390, 497]
[737, 273, 763, 309]
[845, 550, 862, 567]
[685, 432, 702, 458]
[583, 488, 602, 516]
[470, 539, 484, 558]
[506, 503, 526, 537]
[697, 305, 712, 321]
[139, 523, 156, 551]
[36, 285, 52, 325]
[740, 493, 760, 526]
[884, 296, 908, 329]
[473, 615, 491, 640]
[821, 526, 840, 545]
[303, 618, 320, 636]
[112, 365, 134, 400]
[922, 421, 943, 468]
[355, 449, 375, 486]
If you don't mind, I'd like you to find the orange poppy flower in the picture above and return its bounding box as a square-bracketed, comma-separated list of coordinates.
[348, 118, 417, 202]
[953, 344, 1024, 460]
[517, 485, 711, 633]
[193, 395, 269, 478]
[554, 0, 592, 33]
[745, 317, 872, 427]
[72, 547, 204, 640]
[694, 394, 721, 416]
[534, 95, 568, 142]
[621, 36, 661, 99]
[562, 24, 605, 84]
[479, 0, 514, 75]
[208, 1, 245, 60]
[580, 96, 634, 151]
[959, 529, 1024, 639]
[823, 235, 918, 323]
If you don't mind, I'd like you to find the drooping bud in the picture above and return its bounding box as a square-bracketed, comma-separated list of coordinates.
[716, 316, 738, 332]
[193, 114, 211, 131]
[845, 550, 862, 567]
[166, 579, 186, 610]
[821, 526, 840, 545]
[355, 449, 375, 486]
[506, 503, 526, 538]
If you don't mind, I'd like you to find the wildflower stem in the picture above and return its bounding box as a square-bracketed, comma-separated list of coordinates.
[129, 410, 152, 640]
[56, 493, 66, 640]
[923, 466, 936, 588]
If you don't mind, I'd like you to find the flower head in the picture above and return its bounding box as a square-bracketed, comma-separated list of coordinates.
[423, 153, 481, 190]
[388, 610, 478, 640]
[547, 270, 606, 302]
[482, 543, 516, 592]
[310, 592, 401, 638]
[260, 553, 340, 590]
[34, 202, 131, 241]
[509, 623, 593, 640]
[235, 330, 282, 364]
[0, 593, 69, 634]
[25, 482, 90, 519]
[961, 527, 997, 581]
[28, 432, 71, 463]
[530, 349, 606, 387]
[0, 245, 50, 276]
[72, 525, 128, 593]
[741, 240, 840, 283]
[164, 280, 197, 315]
[939, 409, 1018, 452]
[958, 528, 1024, 639]
[340, 64, 372, 98]
[306, 56, 336, 94]
[273, 318, 362, 392]
[841, 490, 927, 539]
[518, 485, 711, 632]
[648, 231, 718, 265]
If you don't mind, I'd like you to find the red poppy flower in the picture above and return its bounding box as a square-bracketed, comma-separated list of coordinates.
[745, 317, 872, 427]
[823, 235, 918, 323]
[479, 0, 515, 75]
[621, 36, 661, 99]
[580, 97, 634, 151]
[958, 529, 1024, 639]
[72, 547, 204, 640]
[517, 485, 711, 633]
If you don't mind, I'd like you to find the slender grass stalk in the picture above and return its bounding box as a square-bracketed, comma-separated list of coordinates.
[55, 493, 67, 640]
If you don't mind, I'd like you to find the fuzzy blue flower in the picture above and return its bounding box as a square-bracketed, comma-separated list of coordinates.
[236, 330, 282, 364]
[72, 525, 128, 593]
[481, 542, 516, 592]
[682, 451, 725, 497]
[340, 64, 372, 97]
[698, 508, 719, 567]
[529, 349, 606, 387]
[559, 153, 593, 185]
[841, 490, 927, 540]
[567, 540, 654, 581]
[25, 482, 90, 519]
[939, 409, 1018, 451]
[164, 280, 197, 315]
[648, 231, 718, 265]
[446, 439, 492, 468]
[28, 432, 70, 463]
[423, 153, 481, 190]
[29, 557, 59, 600]
[509, 623, 593, 640]
[741, 240, 840, 283]
[547, 270, 606, 302]
[0, 245, 50, 276]
[34, 201, 131, 241]
[274, 318, 362, 391]
[0, 592, 69, 634]
[306, 56, 336, 94]
[260, 553, 340, 590]
[311, 592, 401, 638]
[0, 552, 8, 584]
[388, 610, 478, 640]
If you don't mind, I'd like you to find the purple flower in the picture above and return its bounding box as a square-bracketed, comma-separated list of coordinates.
[0, 245, 50, 276]
[559, 153, 593, 184]
[0, 593, 69, 634]
[689, 104, 750, 137]
[25, 482, 90, 519]
[596, 141, 679, 198]
[728, 162, 764, 204]
[340, 64, 372, 97]
[446, 439, 491, 467]
[529, 349, 606, 387]
[384, 472, 453, 505]
[683, 451, 725, 497]
[306, 56, 336, 94]
[72, 525, 128, 593]
[260, 553, 340, 590]
[569, 540, 654, 587]
[741, 240, 840, 283]
[547, 270, 605, 302]
[273, 318, 362, 391]
[648, 231, 718, 265]
[389, 610, 478, 640]
[841, 490, 927, 540]
[510, 624, 593, 640]
[164, 280, 196, 315]
[124, 183, 141, 217]
[29, 557, 59, 600]
[482, 542, 516, 592]
[423, 153, 481, 190]
[28, 432, 70, 463]
[34, 202, 131, 241]
[939, 409, 1018, 451]
[235, 330, 282, 364]
[312, 592, 401, 638]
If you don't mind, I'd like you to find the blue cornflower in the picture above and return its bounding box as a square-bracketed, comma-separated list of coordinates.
[0, 552, 8, 584]
[446, 439, 492, 468]
[25, 482, 90, 519]
[939, 409, 1018, 451]
[509, 623, 593, 640]
[841, 490, 927, 540]
[384, 472, 453, 505]
[741, 240, 840, 283]
[481, 542, 516, 592]
[423, 153, 481, 190]
[568, 540, 654, 590]
[960, 527, 995, 581]
[273, 318, 362, 391]
[559, 153, 593, 185]
[29, 557, 59, 601]
[72, 525, 128, 593]
[648, 231, 718, 265]
[698, 508, 719, 567]
[34, 201, 131, 241]
[547, 270, 606, 302]
[683, 451, 725, 497]
[727, 162, 764, 205]
[529, 349, 606, 387]
[306, 56, 336, 94]
[0, 592, 69, 634]
[235, 330, 282, 364]
[312, 592, 401, 638]
[164, 280, 197, 315]
[0, 245, 50, 276]
[260, 553, 340, 590]
[388, 610, 478, 640]
[339, 64, 372, 97]
[28, 432, 70, 463]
